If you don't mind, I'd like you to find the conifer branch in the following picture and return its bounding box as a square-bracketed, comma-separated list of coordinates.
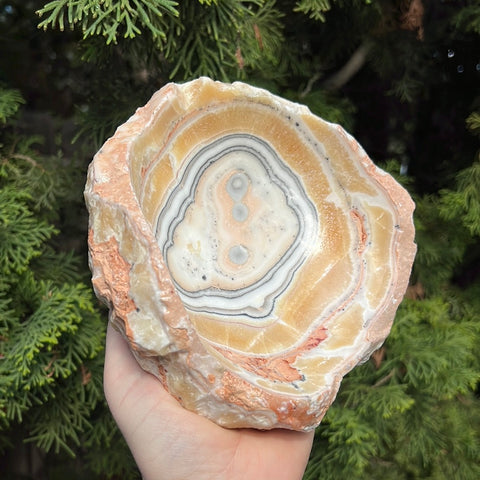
[37, 0, 179, 43]
[372, 368, 397, 388]
[322, 40, 372, 90]
[294, 0, 332, 22]
[0, 88, 25, 123]
[299, 72, 322, 98]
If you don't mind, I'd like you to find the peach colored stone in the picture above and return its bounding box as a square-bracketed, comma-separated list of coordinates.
[84, 77, 416, 431]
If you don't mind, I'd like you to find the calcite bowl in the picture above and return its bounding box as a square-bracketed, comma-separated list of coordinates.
[85, 77, 416, 431]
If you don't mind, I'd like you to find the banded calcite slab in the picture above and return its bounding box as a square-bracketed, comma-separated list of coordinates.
[85, 77, 416, 431]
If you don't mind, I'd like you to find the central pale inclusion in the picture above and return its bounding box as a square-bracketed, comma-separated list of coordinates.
[156, 134, 317, 318]
[167, 151, 299, 289]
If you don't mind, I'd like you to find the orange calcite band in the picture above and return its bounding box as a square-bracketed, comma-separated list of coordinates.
[85, 77, 416, 430]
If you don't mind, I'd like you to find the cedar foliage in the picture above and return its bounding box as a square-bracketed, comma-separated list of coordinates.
[1, 0, 479, 479]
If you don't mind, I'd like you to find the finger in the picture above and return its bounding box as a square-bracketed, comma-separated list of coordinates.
[104, 322, 139, 376]
[103, 322, 186, 423]
[104, 322, 146, 399]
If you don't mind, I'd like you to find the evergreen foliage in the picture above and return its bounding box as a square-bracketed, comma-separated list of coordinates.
[37, 0, 179, 43]
[0, 90, 135, 476]
[305, 294, 480, 479]
[294, 0, 334, 21]
[37, 0, 286, 81]
[0, 87, 25, 123]
[0, 0, 479, 478]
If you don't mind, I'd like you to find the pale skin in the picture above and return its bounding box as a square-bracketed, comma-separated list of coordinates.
[104, 323, 315, 480]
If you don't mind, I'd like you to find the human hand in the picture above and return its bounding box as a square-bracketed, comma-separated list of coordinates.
[104, 323, 314, 480]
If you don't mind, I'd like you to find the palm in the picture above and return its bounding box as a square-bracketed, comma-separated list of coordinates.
[104, 324, 314, 480]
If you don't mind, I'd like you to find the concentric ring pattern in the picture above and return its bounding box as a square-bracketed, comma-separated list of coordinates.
[155, 133, 318, 320]
[85, 78, 416, 430]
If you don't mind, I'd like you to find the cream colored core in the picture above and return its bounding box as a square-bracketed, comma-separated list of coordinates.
[155, 134, 317, 318]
